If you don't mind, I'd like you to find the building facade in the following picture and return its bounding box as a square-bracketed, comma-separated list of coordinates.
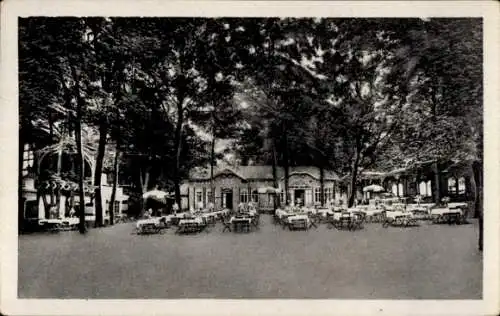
[186, 166, 347, 211]
[20, 142, 129, 228]
[358, 160, 476, 204]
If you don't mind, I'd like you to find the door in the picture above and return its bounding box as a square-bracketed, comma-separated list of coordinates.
[294, 189, 305, 206]
[221, 189, 233, 210]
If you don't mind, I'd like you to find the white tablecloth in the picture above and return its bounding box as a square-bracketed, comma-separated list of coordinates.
[39, 219, 63, 225]
[178, 217, 203, 225]
[287, 214, 309, 222]
[364, 209, 383, 217]
[61, 218, 79, 225]
[200, 212, 218, 219]
[275, 209, 288, 219]
[317, 208, 334, 217]
[230, 217, 252, 224]
[448, 203, 468, 209]
[385, 211, 413, 220]
[136, 216, 170, 228]
[431, 208, 463, 216]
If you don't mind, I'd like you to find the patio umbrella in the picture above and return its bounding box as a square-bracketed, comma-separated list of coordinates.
[142, 189, 170, 204]
[362, 184, 385, 193]
[257, 186, 282, 194]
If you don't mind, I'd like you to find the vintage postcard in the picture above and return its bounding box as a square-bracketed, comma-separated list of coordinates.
[1, 0, 499, 315]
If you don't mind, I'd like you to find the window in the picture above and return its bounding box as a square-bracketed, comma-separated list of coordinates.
[398, 183, 404, 197]
[114, 201, 120, 214]
[323, 188, 334, 203]
[22, 143, 34, 176]
[251, 190, 259, 203]
[448, 177, 457, 195]
[305, 190, 313, 206]
[207, 190, 213, 203]
[458, 177, 466, 195]
[392, 183, 398, 196]
[314, 187, 321, 203]
[419, 180, 433, 197]
[240, 188, 248, 203]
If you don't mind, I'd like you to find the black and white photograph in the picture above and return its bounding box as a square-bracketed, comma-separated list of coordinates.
[1, 1, 499, 315]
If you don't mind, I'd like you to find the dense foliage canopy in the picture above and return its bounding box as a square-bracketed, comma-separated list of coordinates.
[20, 17, 482, 221]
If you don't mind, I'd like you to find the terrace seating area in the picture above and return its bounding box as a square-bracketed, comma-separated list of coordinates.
[36, 197, 472, 235]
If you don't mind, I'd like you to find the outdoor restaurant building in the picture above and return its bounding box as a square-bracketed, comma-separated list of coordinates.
[185, 159, 477, 212]
[185, 166, 347, 211]
[358, 160, 477, 207]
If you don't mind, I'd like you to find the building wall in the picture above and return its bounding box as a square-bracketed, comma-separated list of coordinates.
[186, 172, 348, 210]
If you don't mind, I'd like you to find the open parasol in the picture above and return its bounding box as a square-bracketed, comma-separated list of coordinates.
[362, 184, 385, 193]
[142, 189, 171, 204]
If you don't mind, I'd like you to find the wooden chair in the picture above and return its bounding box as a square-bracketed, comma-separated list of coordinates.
[350, 212, 366, 231]
[222, 217, 232, 232]
[337, 212, 352, 230]
[326, 213, 336, 229]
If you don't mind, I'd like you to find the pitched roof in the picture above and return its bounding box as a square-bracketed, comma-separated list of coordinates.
[189, 165, 339, 181]
[286, 166, 339, 180]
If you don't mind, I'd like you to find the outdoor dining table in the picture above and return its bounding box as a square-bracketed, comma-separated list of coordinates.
[230, 216, 253, 232]
[275, 209, 289, 220]
[60, 217, 79, 230]
[385, 210, 413, 219]
[39, 218, 64, 231]
[136, 216, 170, 234]
[213, 209, 230, 218]
[448, 202, 468, 209]
[176, 217, 205, 234]
[406, 205, 431, 218]
[431, 208, 463, 224]
[200, 212, 218, 224]
[383, 210, 417, 228]
[286, 214, 310, 230]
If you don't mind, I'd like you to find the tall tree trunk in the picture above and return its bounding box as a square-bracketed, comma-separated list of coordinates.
[319, 164, 325, 206]
[57, 141, 63, 175]
[173, 95, 184, 207]
[93, 120, 108, 227]
[55, 131, 64, 217]
[433, 161, 441, 204]
[283, 130, 290, 205]
[74, 72, 86, 234]
[108, 143, 120, 226]
[271, 137, 279, 208]
[41, 188, 49, 219]
[348, 146, 362, 208]
[75, 120, 86, 233]
[210, 124, 216, 203]
[18, 128, 25, 232]
[472, 160, 483, 251]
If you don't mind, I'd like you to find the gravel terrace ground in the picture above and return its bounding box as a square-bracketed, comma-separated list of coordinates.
[18, 215, 482, 299]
